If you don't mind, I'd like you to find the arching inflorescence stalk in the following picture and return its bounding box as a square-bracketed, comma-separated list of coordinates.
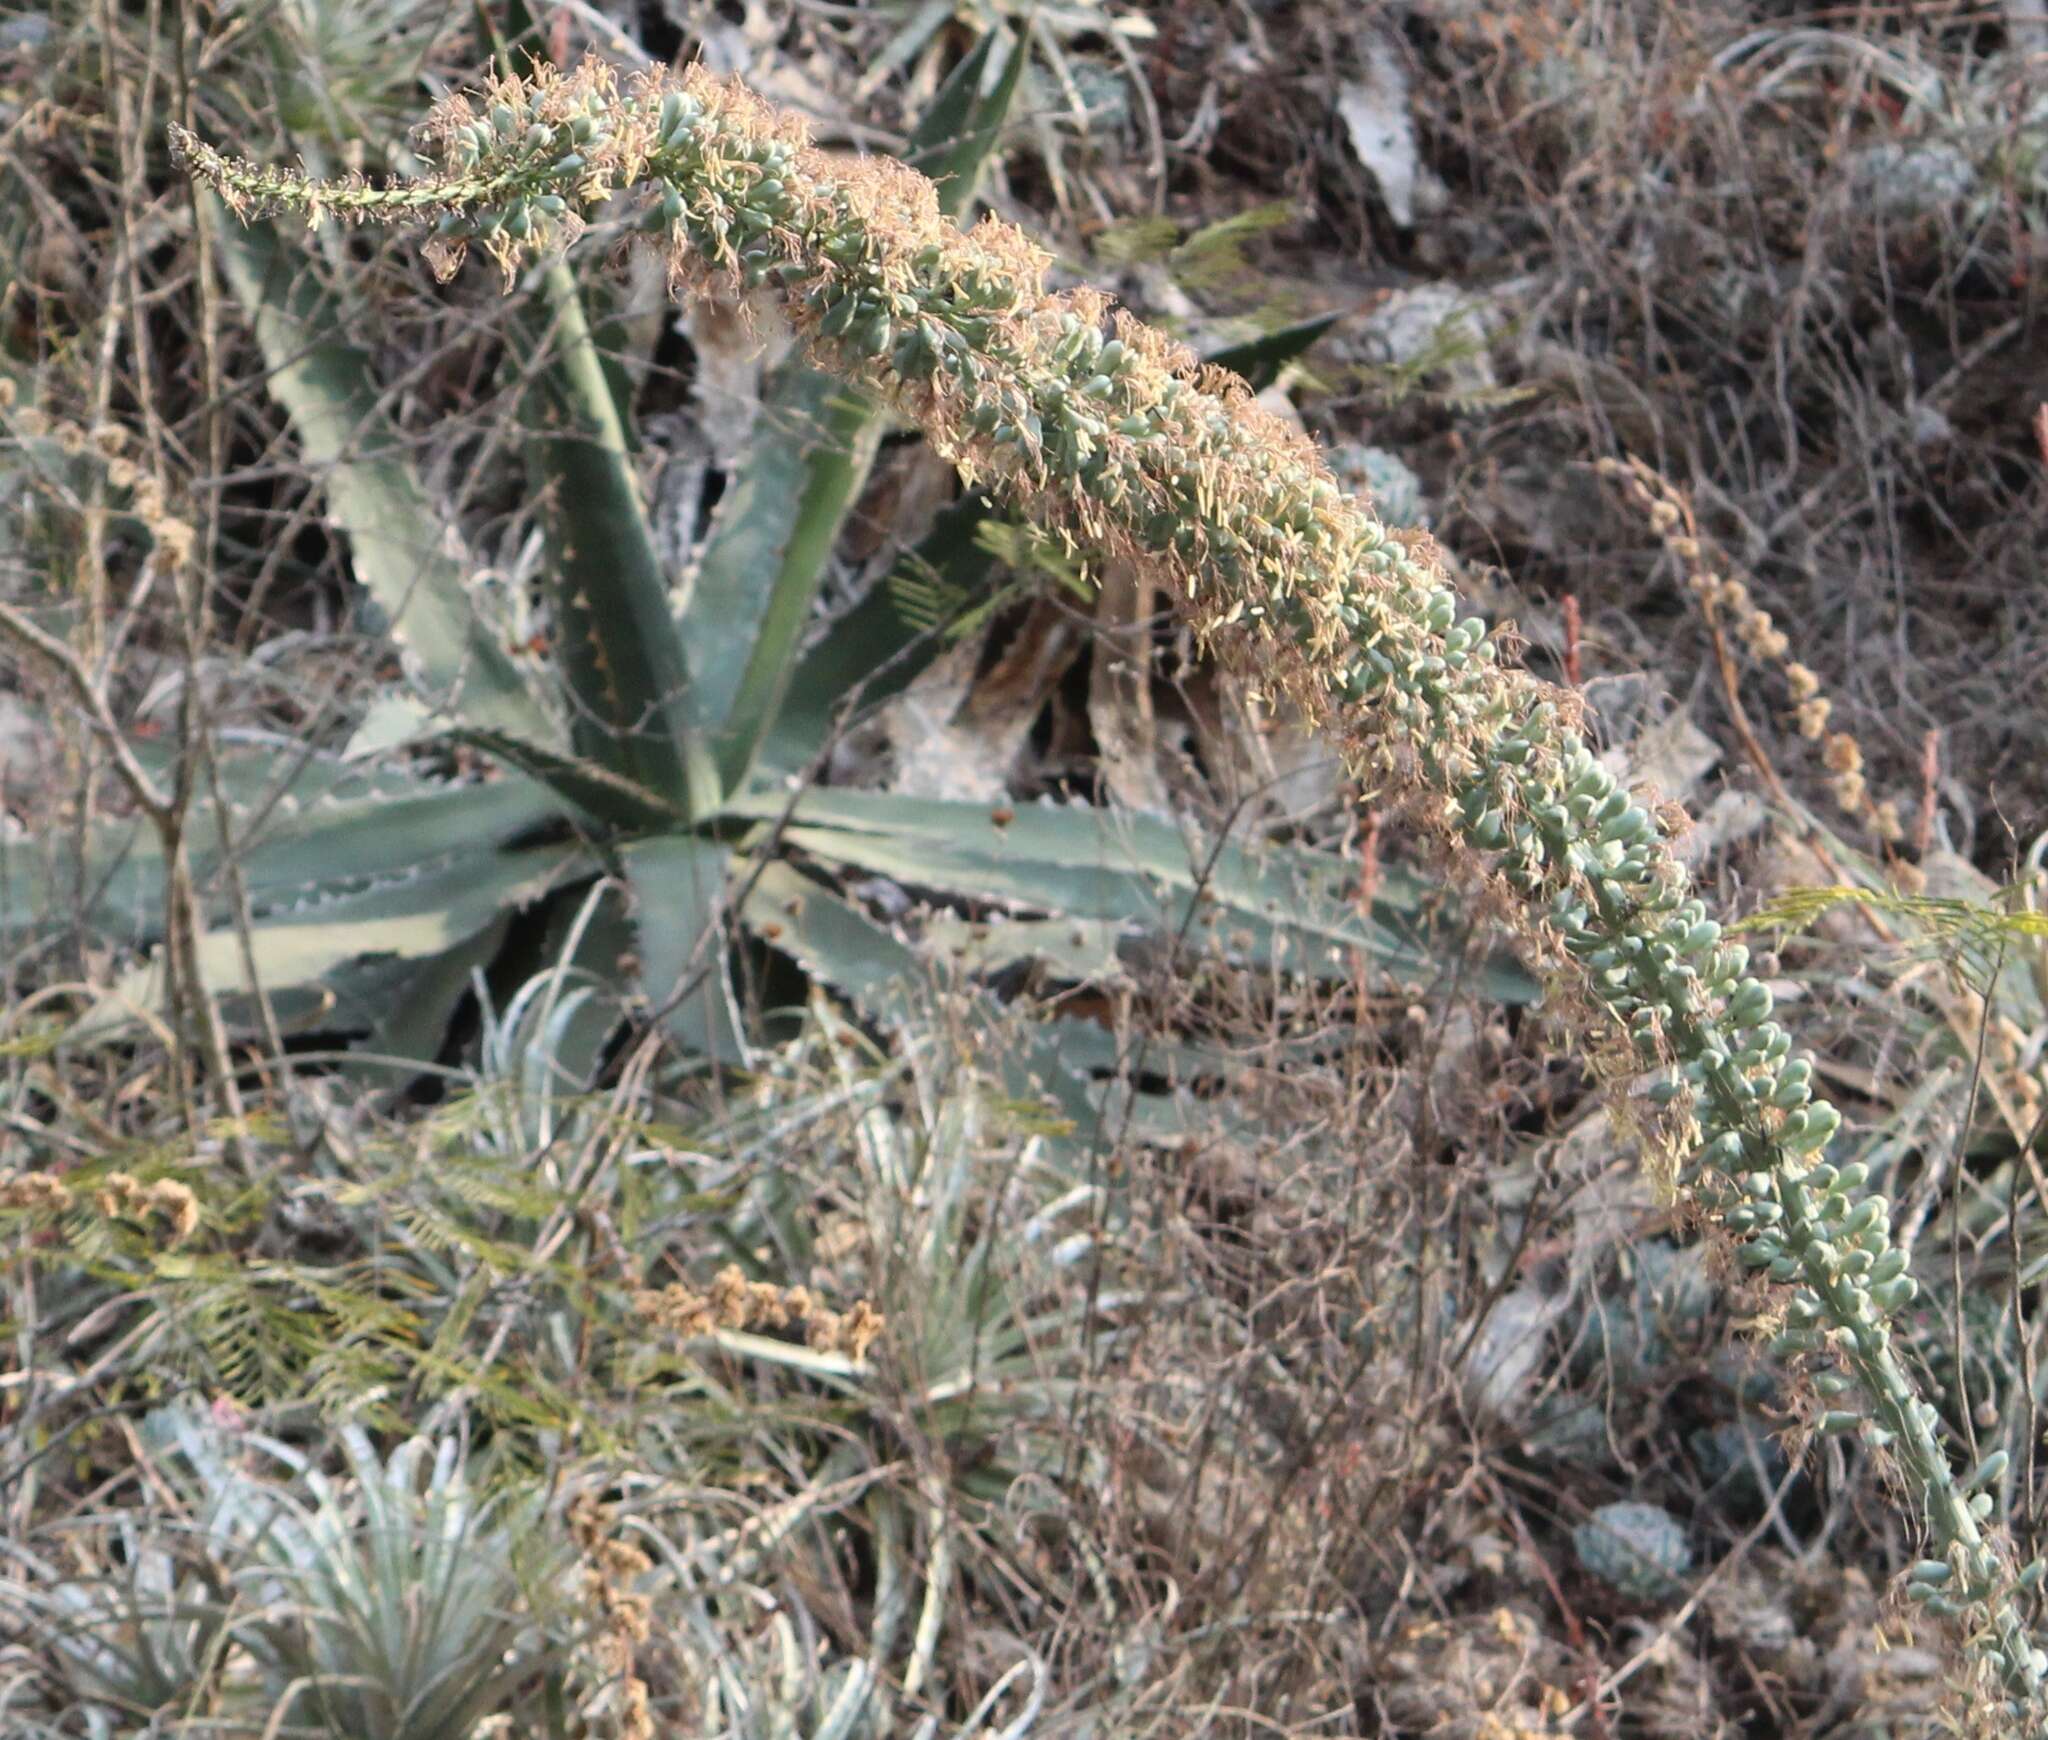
[174, 57, 2047, 1719]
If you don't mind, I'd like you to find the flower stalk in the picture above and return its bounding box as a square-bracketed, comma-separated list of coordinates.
[173, 56, 2047, 1720]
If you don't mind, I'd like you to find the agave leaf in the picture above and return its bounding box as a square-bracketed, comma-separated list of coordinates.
[773, 817, 1387, 981]
[904, 26, 1028, 217]
[72, 841, 585, 1040]
[478, 0, 640, 422]
[1202, 311, 1344, 393]
[685, 30, 1025, 795]
[517, 261, 714, 814]
[858, 0, 957, 101]
[1, 754, 563, 939]
[919, 911, 1128, 980]
[735, 865, 1205, 1148]
[477, 0, 546, 66]
[619, 835, 749, 1061]
[207, 207, 551, 743]
[222, 770, 564, 911]
[752, 493, 999, 775]
[735, 861, 1109, 1140]
[737, 859, 922, 1025]
[685, 372, 883, 788]
[450, 726, 683, 832]
[727, 787, 1534, 997]
[472, 0, 705, 808]
[736, 315, 1311, 786]
[1024, 1015, 1268, 1147]
[356, 909, 518, 1067]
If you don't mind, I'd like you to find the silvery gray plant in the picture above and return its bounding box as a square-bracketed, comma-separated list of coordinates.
[174, 54, 2048, 1722]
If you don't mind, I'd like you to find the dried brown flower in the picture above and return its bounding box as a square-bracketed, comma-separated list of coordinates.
[0, 1169, 73, 1212]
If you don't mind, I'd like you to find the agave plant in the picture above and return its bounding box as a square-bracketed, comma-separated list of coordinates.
[0, 23, 1520, 1166]
[168, 47, 2048, 1722]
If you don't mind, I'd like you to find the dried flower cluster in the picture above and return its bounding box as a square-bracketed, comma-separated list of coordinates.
[634, 1262, 885, 1361]
[94, 1170, 203, 1242]
[176, 59, 2046, 1720]
[0, 1168, 75, 1215]
[1599, 458, 2045, 1148]
[1, 398, 200, 573]
[1, 1166, 199, 1244]
[1597, 456, 1903, 843]
[569, 1493, 657, 1740]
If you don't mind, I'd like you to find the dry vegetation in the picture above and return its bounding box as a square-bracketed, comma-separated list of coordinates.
[2, 2, 2046, 1736]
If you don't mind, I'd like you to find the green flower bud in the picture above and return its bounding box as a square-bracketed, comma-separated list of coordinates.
[1781, 1103, 1842, 1157]
[1968, 1452, 2011, 1491]
[1726, 978, 1773, 1027]
[1769, 1062, 1813, 1109]
[819, 295, 860, 338]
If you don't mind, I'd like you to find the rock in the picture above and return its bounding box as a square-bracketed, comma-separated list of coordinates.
[1329, 444, 1427, 530]
[1848, 140, 1979, 222]
[1574, 1500, 1692, 1600]
[1464, 1284, 1564, 1423]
